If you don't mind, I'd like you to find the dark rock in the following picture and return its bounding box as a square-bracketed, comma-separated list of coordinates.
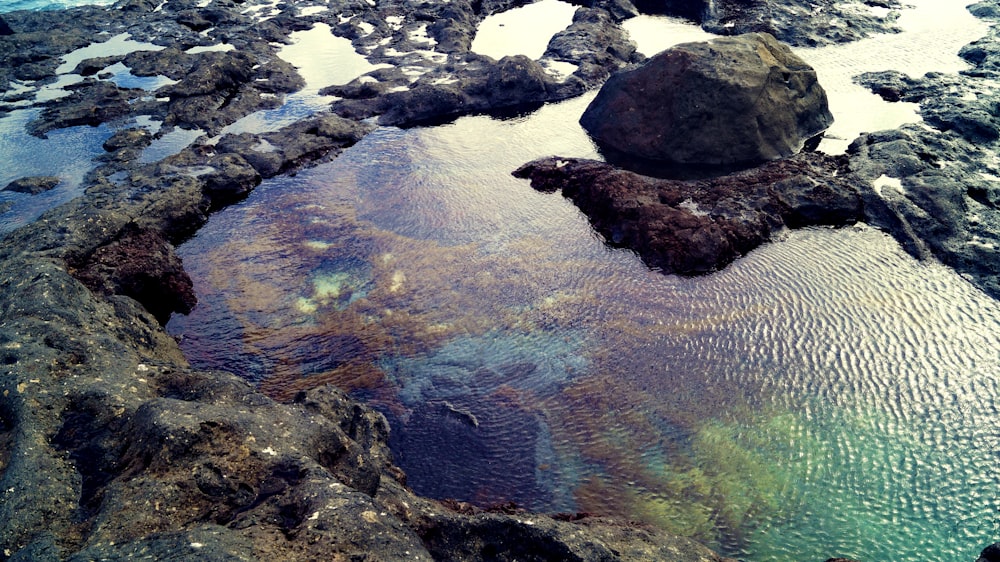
[159, 51, 255, 98]
[69, 224, 197, 324]
[28, 80, 137, 137]
[0, 15, 14, 36]
[978, 542, 1000, 562]
[3, 176, 61, 195]
[703, 0, 903, 46]
[579, 32, 833, 168]
[544, 7, 643, 83]
[102, 128, 153, 152]
[513, 152, 861, 274]
[216, 113, 376, 178]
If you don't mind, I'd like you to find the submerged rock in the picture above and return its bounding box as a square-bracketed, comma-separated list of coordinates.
[579, 32, 833, 169]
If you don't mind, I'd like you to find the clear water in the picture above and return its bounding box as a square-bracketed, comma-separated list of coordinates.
[167, 100, 1000, 562]
[3, 0, 998, 559]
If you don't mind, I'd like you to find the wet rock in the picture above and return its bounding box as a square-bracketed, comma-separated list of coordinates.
[544, 7, 643, 83]
[69, 224, 197, 324]
[702, 0, 903, 47]
[102, 128, 153, 152]
[28, 80, 137, 137]
[579, 32, 833, 168]
[216, 113, 376, 178]
[850, 61, 1000, 299]
[513, 152, 862, 274]
[4, 176, 61, 195]
[978, 543, 1000, 562]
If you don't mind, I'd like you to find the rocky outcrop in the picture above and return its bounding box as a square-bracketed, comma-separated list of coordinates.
[3, 176, 60, 195]
[704, 0, 904, 46]
[579, 33, 832, 169]
[0, 160, 737, 561]
[848, 16, 1000, 300]
[514, 152, 862, 274]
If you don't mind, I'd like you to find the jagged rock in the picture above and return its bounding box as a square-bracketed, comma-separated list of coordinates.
[69, 224, 197, 324]
[579, 32, 833, 168]
[3, 176, 60, 195]
[27, 80, 137, 137]
[102, 128, 153, 152]
[513, 152, 861, 274]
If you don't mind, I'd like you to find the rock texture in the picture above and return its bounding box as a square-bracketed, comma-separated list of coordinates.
[3, 176, 60, 195]
[514, 152, 861, 274]
[579, 32, 833, 168]
[0, 0, 996, 559]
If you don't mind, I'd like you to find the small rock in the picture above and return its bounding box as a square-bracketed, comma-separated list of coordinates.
[977, 542, 1000, 562]
[3, 176, 61, 195]
[103, 128, 153, 152]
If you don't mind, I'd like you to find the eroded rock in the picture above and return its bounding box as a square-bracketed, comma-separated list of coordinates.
[514, 152, 861, 274]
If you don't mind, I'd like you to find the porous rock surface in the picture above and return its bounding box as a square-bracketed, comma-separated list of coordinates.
[579, 32, 833, 167]
[514, 152, 862, 274]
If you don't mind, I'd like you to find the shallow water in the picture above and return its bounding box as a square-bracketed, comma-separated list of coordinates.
[2, 0, 998, 559]
[0, 0, 115, 12]
[164, 4, 1000, 562]
[168, 99, 1000, 562]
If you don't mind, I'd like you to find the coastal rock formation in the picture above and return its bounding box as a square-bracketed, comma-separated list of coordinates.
[849, 19, 1000, 300]
[0, 0, 997, 560]
[514, 152, 862, 274]
[579, 32, 833, 168]
[0, 188, 737, 562]
[3, 176, 60, 194]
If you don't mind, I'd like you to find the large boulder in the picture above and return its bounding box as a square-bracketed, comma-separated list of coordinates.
[580, 32, 833, 168]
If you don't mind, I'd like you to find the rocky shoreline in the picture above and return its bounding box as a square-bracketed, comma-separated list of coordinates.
[1, 0, 998, 560]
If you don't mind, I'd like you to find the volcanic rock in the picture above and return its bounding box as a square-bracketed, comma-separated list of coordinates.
[513, 152, 862, 274]
[579, 32, 833, 168]
[3, 176, 60, 195]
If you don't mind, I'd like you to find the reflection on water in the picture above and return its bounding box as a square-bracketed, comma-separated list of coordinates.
[169, 86, 1000, 560]
[471, 0, 578, 60]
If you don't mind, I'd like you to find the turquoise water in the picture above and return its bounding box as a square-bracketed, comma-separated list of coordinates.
[0, 0, 115, 12]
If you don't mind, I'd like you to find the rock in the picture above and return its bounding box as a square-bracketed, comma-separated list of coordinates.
[978, 542, 1000, 562]
[28, 80, 137, 137]
[513, 152, 862, 274]
[102, 128, 153, 152]
[702, 0, 903, 47]
[850, 62, 1000, 300]
[544, 7, 643, 83]
[0, 15, 14, 36]
[3, 176, 60, 195]
[579, 32, 833, 169]
[69, 224, 197, 324]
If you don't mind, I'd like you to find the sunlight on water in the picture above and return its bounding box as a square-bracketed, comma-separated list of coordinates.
[471, 0, 578, 60]
[279, 22, 392, 92]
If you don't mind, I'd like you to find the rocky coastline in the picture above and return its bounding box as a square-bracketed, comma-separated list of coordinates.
[1, 0, 998, 560]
